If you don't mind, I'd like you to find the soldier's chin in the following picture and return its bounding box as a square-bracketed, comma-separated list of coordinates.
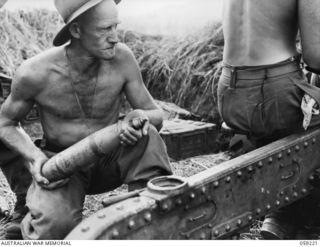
[103, 48, 116, 60]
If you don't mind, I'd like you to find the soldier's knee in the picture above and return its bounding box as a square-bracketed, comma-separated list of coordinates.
[21, 210, 80, 240]
[147, 124, 162, 140]
[135, 124, 162, 149]
[148, 124, 158, 134]
[134, 124, 159, 146]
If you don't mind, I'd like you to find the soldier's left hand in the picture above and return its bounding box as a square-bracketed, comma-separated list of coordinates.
[119, 110, 149, 146]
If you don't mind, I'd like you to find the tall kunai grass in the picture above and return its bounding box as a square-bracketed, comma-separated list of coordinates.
[0, 9, 223, 123]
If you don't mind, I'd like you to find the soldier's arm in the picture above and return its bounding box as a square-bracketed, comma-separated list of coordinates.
[0, 63, 49, 185]
[121, 44, 164, 130]
[299, 0, 320, 72]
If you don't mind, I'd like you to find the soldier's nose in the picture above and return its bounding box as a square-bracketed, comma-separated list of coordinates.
[108, 37, 119, 45]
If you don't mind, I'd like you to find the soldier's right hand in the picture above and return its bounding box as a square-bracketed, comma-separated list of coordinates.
[27, 154, 70, 190]
[40, 177, 70, 190]
[27, 154, 50, 186]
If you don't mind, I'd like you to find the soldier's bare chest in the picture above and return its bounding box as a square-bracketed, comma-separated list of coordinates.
[38, 70, 124, 119]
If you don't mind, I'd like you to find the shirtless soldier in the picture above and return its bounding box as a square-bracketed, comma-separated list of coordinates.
[219, 0, 320, 240]
[0, 0, 172, 239]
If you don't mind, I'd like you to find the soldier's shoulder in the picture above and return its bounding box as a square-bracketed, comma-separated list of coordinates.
[15, 46, 64, 85]
[115, 42, 135, 60]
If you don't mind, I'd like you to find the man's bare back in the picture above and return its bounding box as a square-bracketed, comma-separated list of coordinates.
[223, 0, 320, 67]
[221, 0, 320, 240]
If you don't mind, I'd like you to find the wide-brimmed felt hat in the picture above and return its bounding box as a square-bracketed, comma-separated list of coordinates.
[53, 0, 121, 46]
[0, 0, 8, 8]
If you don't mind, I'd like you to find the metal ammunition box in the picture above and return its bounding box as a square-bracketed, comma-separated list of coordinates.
[160, 119, 218, 160]
[0, 74, 40, 122]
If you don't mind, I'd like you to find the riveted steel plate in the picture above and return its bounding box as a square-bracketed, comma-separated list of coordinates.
[66, 128, 320, 240]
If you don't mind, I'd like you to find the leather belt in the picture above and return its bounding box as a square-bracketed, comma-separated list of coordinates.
[222, 56, 302, 81]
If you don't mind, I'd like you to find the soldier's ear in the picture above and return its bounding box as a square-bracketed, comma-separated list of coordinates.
[69, 22, 81, 40]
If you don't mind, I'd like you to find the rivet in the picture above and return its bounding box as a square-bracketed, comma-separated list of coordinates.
[237, 220, 242, 227]
[176, 198, 183, 206]
[285, 197, 290, 203]
[225, 176, 231, 183]
[128, 220, 135, 229]
[237, 171, 243, 177]
[313, 138, 316, 144]
[280, 191, 284, 196]
[226, 225, 231, 232]
[278, 153, 283, 160]
[208, 223, 213, 228]
[162, 203, 169, 211]
[256, 208, 261, 215]
[97, 213, 106, 219]
[293, 192, 298, 198]
[309, 175, 315, 181]
[295, 145, 300, 152]
[214, 181, 219, 188]
[302, 188, 307, 194]
[184, 205, 190, 211]
[268, 157, 273, 164]
[232, 235, 239, 240]
[190, 192, 196, 200]
[207, 195, 212, 201]
[248, 216, 253, 222]
[111, 230, 119, 239]
[200, 232, 206, 240]
[266, 204, 271, 211]
[81, 226, 90, 232]
[248, 166, 254, 173]
[258, 161, 263, 168]
[304, 142, 309, 148]
[214, 230, 219, 237]
[144, 212, 152, 222]
[287, 149, 291, 155]
[276, 200, 281, 206]
[201, 187, 206, 194]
